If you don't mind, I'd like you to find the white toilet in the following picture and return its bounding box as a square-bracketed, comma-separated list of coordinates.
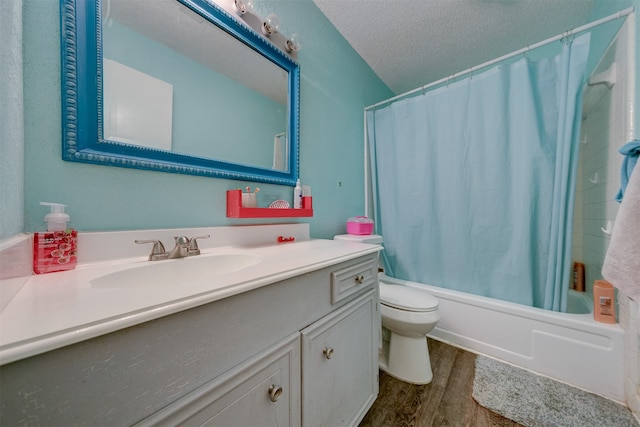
[334, 234, 440, 385]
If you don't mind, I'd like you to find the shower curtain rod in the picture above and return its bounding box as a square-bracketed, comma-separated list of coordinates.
[365, 7, 634, 111]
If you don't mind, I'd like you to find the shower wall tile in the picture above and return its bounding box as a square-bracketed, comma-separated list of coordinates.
[576, 35, 622, 295]
[571, 154, 584, 261]
[583, 144, 609, 175]
[583, 229, 609, 253]
[583, 239, 607, 260]
[584, 182, 609, 203]
[583, 200, 606, 219]
[579, 14, 637, 410]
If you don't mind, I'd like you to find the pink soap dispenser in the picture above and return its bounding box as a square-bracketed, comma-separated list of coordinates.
[33, 202, 78, 274]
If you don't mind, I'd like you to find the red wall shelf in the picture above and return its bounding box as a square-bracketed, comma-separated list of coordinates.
[226, 190, 313, 218]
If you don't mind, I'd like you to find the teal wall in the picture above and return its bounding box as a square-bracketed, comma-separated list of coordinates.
[22, 0, 393, 238]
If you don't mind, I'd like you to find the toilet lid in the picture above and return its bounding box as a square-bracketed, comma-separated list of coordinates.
[379, 282, 439, 312]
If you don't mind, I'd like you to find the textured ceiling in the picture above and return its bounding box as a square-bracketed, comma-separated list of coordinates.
[313, 0, 595, 95]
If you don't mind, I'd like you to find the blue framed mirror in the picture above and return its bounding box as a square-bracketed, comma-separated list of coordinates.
[61, 0, 300, 185]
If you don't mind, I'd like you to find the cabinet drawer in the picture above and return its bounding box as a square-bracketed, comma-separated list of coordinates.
[331, 258, 377, 304]
[137, 333, 300, 427]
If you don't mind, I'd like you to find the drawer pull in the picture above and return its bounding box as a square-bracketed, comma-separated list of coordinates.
[323, 347, 335, 359]
[268, 384, 283, 402]
[355, 275, 365, 285]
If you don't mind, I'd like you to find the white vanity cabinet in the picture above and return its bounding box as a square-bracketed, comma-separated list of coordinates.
[0, 252, 379, 427]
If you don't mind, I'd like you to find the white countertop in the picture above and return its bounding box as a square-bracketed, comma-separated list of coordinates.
[0, 239, 380, 365]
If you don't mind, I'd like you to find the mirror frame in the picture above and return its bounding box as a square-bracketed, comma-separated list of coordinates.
[60, 0, 300, 186]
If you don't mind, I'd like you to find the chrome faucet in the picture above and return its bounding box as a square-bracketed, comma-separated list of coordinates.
[167, 236, 190, 259]
[135, 235, 210, 261]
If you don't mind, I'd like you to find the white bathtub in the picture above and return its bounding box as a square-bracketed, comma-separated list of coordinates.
[379, 274, 626, 403]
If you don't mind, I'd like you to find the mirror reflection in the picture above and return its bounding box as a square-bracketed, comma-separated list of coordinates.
[101, 0, 289, 171]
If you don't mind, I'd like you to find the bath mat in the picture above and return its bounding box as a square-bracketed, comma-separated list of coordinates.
[472, 356, 639, 427]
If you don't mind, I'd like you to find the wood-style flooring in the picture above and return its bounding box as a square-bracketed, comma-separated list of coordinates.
[359, 338, 524, 427]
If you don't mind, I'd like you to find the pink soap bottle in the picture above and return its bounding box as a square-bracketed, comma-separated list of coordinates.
[33, 202, 78, 274]
[593, 280, 616, 324]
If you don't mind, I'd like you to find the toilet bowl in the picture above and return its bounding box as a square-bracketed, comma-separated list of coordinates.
[333, 233, 440, 385]
[379, 280, 439, 384]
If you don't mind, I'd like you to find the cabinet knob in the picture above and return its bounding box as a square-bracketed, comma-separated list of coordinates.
[268, 384, 283, 402]
[355, 275, 365, 284]
[323, 347, 335, 359]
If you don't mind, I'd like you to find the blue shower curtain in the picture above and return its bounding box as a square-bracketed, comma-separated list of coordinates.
[367, 34, 590, 311]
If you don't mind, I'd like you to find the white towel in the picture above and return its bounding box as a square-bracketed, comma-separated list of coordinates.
[602, 165, 640, 300]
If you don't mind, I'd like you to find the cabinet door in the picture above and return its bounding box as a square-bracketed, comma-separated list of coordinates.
[137, 333, 300, 427]
[301, 291, 378, 427]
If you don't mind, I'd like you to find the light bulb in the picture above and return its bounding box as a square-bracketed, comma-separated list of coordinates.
[233, 0, 247, 14]
[286, 33, 302, 52]
[262, 13, 280, 36]
[233, 0, 253, 15]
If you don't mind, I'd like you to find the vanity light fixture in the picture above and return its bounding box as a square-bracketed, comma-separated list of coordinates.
[262, 13, 281, 36]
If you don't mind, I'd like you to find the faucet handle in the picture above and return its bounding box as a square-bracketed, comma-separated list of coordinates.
[135, 239, 166, 260]
[188, 234, 210, 255]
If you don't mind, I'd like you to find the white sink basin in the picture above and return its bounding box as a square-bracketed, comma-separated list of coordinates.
[91, 253, 263, 289]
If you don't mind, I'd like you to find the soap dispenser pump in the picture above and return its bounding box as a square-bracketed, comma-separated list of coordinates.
[33, 202, 78, 274]
[42, 202, 70, 231]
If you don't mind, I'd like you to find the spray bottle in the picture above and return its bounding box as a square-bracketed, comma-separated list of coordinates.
[33, 202, 78, 274]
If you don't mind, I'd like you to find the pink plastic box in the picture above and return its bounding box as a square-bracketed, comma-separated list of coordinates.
[346, 216, 374, 235]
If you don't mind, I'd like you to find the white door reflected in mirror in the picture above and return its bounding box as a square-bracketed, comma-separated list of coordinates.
[103, 59, 174, 151]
